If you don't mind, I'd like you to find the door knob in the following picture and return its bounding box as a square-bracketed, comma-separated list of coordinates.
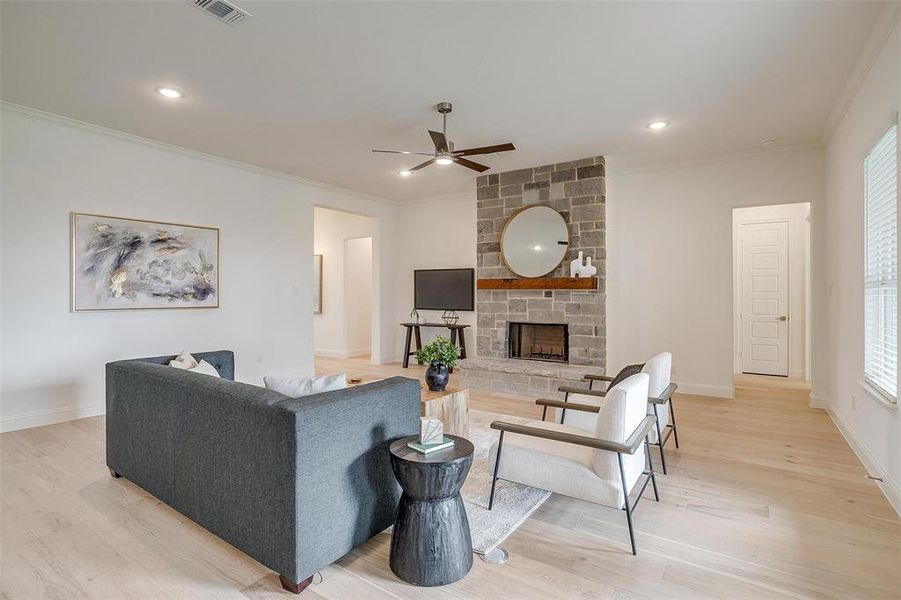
[778, 316, 788, 321]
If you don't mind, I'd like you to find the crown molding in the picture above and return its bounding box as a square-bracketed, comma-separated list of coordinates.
[822, 4, 901, 144]
[0, 100, 400, 207]
[615, 142, 823, 176]
[397, 190, 475, 206]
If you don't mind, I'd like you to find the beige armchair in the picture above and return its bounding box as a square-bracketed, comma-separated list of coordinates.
[487, 373, 660, 555]
[550, 352, 680, 474]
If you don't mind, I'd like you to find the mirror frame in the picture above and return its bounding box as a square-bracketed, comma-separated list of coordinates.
[500, 205, 570, 278]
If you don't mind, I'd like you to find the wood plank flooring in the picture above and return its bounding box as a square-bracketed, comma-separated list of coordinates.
[1, 357, 898, 599]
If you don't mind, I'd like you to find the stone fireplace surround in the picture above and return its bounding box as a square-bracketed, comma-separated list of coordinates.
[458, 156, 606, 399]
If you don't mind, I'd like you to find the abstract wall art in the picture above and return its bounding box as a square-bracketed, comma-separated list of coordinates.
[313, 254, 323, 314]
[71, 213, 219, 311]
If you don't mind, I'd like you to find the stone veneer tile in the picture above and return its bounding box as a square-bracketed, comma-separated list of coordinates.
[475, 156, 606, 370]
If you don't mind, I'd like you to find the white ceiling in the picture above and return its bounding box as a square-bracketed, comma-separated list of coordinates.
[1, 1, 888, 202]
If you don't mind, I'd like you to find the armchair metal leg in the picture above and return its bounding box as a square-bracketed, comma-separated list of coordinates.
[541, 405, 548, 421]
[488, 431, 505, 510]
[652, 405, 668, 474]
[669, 400, 680, 448]
[644, 437, 659, 502]
[560, 391, 569, 424]
[617, 453, 637, 555]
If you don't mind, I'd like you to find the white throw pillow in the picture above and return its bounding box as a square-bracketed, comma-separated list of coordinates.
[191, 360, 221, 378]
[169, 351, 199, 370]
[264, 373, 347, 398]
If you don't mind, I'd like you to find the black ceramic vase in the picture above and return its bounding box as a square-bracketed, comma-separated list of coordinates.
[425, 362, 449, 392]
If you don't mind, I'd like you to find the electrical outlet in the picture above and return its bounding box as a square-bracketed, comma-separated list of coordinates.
[851, 394, 857, 410]
[256, 353, 264, 365]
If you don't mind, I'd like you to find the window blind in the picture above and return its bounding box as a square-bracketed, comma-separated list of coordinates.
[864, 124, 898, 401]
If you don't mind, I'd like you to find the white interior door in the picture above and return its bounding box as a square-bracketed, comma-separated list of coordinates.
[740, 221, 789, 376]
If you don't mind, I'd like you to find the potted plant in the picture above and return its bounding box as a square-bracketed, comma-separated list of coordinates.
[416, 335, 458, 392]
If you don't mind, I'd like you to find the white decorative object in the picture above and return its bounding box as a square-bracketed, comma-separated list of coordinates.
[569, 251, 598, 278]
[420, 416, 444, 445]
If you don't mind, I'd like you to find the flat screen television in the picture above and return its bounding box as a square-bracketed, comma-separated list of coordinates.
[414, 268, 475, 311]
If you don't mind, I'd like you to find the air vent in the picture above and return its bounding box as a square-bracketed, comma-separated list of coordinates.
[190, 0, 251, 26]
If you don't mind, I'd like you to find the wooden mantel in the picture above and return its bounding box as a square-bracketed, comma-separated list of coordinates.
[477, 277, 597, 290]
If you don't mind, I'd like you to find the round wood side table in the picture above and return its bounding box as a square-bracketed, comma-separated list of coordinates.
[388, 434, 474, 587]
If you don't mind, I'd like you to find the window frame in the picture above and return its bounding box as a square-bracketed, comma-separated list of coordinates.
[862, 119, 899, 405]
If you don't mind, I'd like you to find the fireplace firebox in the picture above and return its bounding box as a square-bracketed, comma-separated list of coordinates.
[508, 322, 569, 363]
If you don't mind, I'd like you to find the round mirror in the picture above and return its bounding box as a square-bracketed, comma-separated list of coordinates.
[501, 206, 570, 277]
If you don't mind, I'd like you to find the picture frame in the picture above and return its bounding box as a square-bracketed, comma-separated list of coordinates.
[313, 254, 323, 314]
[71, 212, 220, 311]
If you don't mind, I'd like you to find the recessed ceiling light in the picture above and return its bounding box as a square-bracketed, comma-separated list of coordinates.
[762, 138, 777, 146]
[401, 151, 411, 155]
[435, 156, 453, 165]
[155, 86, 183, 99]
[647, 120, 669, 131]
[398, 170, 412, 177]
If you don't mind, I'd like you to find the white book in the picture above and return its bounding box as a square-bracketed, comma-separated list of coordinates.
[407, 437, 455, 454]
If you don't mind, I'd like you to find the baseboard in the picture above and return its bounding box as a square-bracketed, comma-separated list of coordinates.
[809, 394, 829, 409]
[314, 348, 371, 359]
[676, 382, 734, 399]
[1, 402, 104, 433]
[791, 368, 806, 379]
[825, 406, 901, 517]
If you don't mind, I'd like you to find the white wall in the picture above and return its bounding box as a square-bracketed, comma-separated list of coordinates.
[821, 14, 900, 513]
[732, 202, 810, 380]
[393, 193, 477, 359]
[0, 105, 397, 431]
[312, 205, 376, 358]
[607, 147, 824, 397]
[345, 237, 373, 356]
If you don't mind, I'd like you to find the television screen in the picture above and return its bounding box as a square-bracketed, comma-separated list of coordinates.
[414, 269, 475, 311]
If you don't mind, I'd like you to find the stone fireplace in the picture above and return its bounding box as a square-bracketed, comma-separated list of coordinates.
[508, 322, 568, 363]
[458, 156, 607, 399]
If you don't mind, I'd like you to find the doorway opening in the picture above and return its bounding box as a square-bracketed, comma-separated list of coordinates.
[313, 207, 377, 361]
[732, 203, 810, 379]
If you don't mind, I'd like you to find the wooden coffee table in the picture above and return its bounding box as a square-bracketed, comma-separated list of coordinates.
[347, 378, 470, 437]
[420, 386, 470, 437]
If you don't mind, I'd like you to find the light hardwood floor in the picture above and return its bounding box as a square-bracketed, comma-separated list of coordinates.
[2, 357, 899, 599]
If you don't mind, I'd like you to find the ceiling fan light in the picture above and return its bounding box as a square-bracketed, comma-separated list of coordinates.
[647, 120, 669, 131]
[435, 156, 453, 165]
[398, 170, 412, 177]
[155, 86, 183, 99]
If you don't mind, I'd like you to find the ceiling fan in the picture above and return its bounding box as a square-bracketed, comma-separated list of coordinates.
[372, 102, 515, 174]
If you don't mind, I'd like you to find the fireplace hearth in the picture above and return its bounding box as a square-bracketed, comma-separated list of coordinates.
[508, 322, 569, 363]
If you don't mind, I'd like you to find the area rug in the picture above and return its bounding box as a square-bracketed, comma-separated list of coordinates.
[460, 410, 551, 555]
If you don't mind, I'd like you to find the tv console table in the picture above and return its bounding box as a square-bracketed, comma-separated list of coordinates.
[401, 322, 469, 368]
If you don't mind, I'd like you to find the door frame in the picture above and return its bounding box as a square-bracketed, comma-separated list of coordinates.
[732, 202, 811, 380]
[735, 217, 792, 376]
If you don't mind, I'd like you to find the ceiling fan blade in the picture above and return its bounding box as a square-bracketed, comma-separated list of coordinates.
[409, 158, 436, 171]
[428, 130, 449, 153]
[371, 149, 435, 156]
[454, 157, 490, 173]
[453, 142, 516, 157]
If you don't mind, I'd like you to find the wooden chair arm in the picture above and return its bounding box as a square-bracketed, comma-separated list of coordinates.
[490, 415, 657, 455]
[649, 382, 678, 405]
[558, 385, 607, 397]
[534, 398, 600, 413]
[583, 374, 614, 382]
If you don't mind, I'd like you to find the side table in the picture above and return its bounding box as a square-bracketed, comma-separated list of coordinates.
[388, 435, 474, 587]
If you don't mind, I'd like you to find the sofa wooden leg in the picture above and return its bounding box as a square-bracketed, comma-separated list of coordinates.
[108, 468, 121, 478]
[279, 575, 313, 594]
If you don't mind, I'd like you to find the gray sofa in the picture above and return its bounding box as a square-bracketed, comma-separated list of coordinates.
[106, 350, 420, 593]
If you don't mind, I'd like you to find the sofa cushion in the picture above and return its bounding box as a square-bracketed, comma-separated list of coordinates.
[169, 351, 199, 370]
[263, 373, 347, 398]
